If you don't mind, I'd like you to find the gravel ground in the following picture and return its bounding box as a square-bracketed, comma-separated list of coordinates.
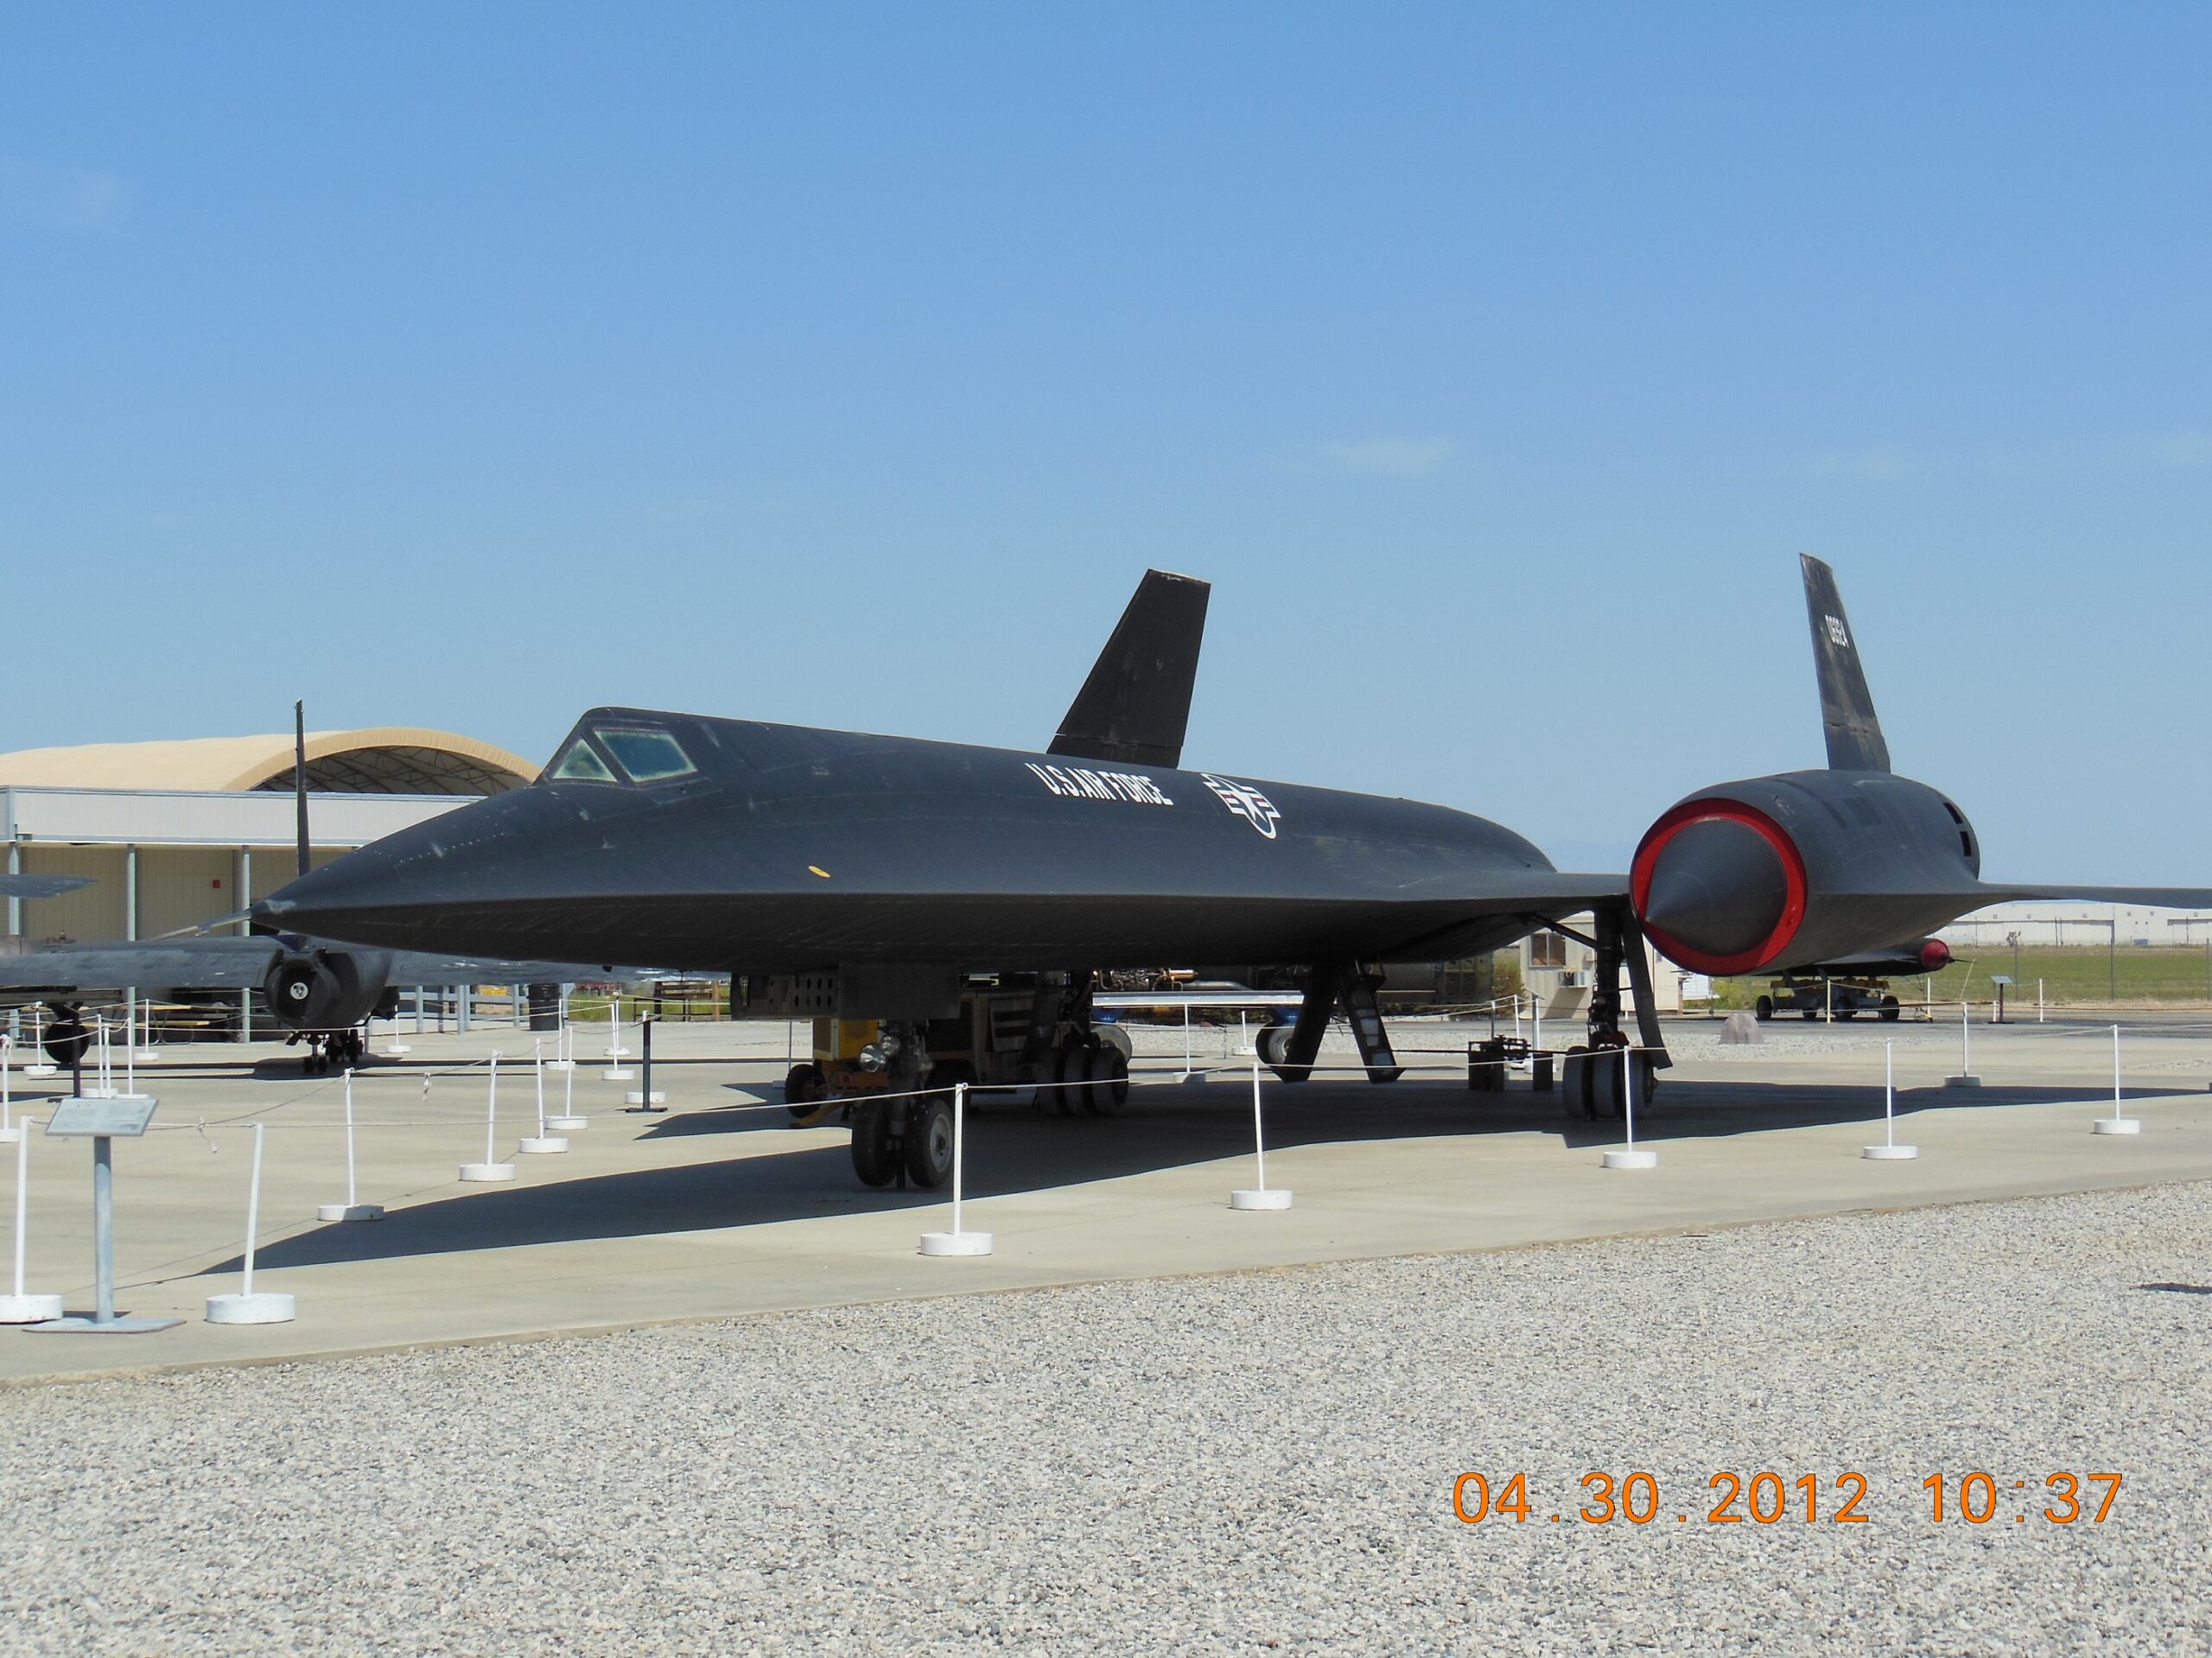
[5, 1184, 2209, 1655]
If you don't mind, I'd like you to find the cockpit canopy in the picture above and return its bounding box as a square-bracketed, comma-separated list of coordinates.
[545, 719, 700, 787]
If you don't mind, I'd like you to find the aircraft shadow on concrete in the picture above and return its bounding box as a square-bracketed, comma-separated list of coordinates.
[204, 1072, 2140, 1276]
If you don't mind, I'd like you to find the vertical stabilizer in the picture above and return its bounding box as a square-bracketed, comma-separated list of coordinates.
[1800, 554, 1891, 772]
[1048, 569, 1211, 768]
[294, 700, 313, 873]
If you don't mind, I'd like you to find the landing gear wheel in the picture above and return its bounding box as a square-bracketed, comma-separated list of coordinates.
[1802, 1007, 1818, 1021]
[1256, 1025, 1294, 1069]
[1588, 1046, 1624, 1120]
[1561, 1045, 1595, 1120]
[42, 1014, 91, 1070]
[1879, 996, 1900, 1022]
[1052, 1042, 1088, 1115]
[1082, 1045, 1128, 1115]
[850, 1101, 898, 1187]
[905, 1096, 954, 1189]
[1754, 996, 1773, 1022]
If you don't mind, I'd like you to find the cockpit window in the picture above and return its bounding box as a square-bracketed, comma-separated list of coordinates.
[597, 727, 696, 783]
[550, 739, 617, 782]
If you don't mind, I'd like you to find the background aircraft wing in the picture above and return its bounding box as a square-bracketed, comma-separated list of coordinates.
[1978, 881, 2212, 909]
[0, 937, 286, 998]
[0, 873, 96, 899]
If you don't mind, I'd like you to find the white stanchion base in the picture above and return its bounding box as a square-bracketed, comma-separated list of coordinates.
[1943, 1074, 1982, 1089]
[919, 1230, 994, 1256]
[545, 1116, 587, 1131]
[316, 1202, 385, 1221]
[24, 1312, 180, 1334]
[1602, 1149, 1659, 1170]
[623, 1090, 667, 1107]
[546, 1059, 575, 1071]
[0, 1293, 65, 1323]
[205, 1291, 296, 1325]
[459, 1162, 517, 1182]
[132, 1050, 160, 1063]
[381, 1044, 412, 1057]
[602, 1068, 635, 1081]
[23, 1064, 55, 1077]
[2092, 1117, 2142, 1135]
[1862, 1144, 1919, 1159]
[603, 1049, 630, 1060]
[1230, 1188, 1293, 1210]
[518, 1135, 569, 1154]
[0, 1126, 18, 1143]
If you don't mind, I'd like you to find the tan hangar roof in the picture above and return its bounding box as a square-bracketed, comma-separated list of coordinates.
[0, 728, 538, 796]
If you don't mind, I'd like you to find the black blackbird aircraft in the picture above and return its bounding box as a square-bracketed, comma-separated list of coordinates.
[262, 570, 1659, 1180]
[262, 562, 2211, 1186]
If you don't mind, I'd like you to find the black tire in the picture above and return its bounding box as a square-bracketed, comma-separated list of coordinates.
[1589, 1047, 1624, 1120]
[1802, 1007, 1818, 1021]
[850, 1102, 898, 1187]
[1838, 1007, 1857, 1020]
[904, 1096, 954, 1189]
[1879, 997, 1900, 1022]
[1083, 1045, 1128, 1115]
[1090, 1023, 1134, 1061]
[1052, 1042, 1087, 1115]
[1753, 996, 1773, 1022]
[41, 1014, 91, 1070]
[1562, 1045, 1594, 1120]
[1256, 1025, 1295, 1068]
[785, 1063, 823, 1121]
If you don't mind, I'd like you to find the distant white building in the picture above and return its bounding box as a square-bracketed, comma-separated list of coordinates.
[1936, 901, 2212, 950]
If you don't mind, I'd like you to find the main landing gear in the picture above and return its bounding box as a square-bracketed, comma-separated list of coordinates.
[841, 1022, 961, 1191]
[294, 1026, 366, 1076]
[1559, 908, 1669, 1123]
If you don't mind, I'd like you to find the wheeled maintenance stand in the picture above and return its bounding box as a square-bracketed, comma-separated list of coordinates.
[26, 1096, 180, 1335]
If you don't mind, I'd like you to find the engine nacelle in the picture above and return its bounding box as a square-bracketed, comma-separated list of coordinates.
[1631, 772, 1981, 978]
[262, 949, 391, 1032]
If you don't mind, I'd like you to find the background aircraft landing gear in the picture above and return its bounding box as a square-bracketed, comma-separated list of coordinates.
[851, 1101, 898, 1186]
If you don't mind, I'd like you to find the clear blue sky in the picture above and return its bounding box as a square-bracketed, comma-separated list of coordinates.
[4, 6, 2208, 881]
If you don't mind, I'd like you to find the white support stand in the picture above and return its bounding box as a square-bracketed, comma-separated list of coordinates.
[1601, 1046, 1658, 1169]
[546, 1044, 587, 1132]
[1943, 1000, 1981, 1089]
[602, 1000, 632, 1078]
[518, 1043, 569, 1153]
[317, 1070, 384, 1221]
[1230, 1056, 1293, 1208]
[378, 1009, 411, 1058]
[23, 1008, 55, 1079]
[0, 1127, 63, 1323]
[2093, 1023, 2141, 1135]
[1863, 1039, 1918, 1159]
[1177, 1001, 1203, 1086]
[206, 1122, 296, 1324]
[460, 1052, 518, 1181]
[1235, 1010, 1255, 1057]
[920, 1083, 993, 1255]
[1, 1034, 17, 1145]
[546, 989, 575, 1071]
[130, 990, 159, 1063]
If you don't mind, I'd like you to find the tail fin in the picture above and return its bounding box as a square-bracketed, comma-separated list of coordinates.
[1049, 569, 1211, 768]
[1801, 554, 1890, 772]
[294, 699, 312, 873]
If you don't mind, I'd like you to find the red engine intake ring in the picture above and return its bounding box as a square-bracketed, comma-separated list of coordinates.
[1920, 937, 1953, 970]
[1630, 797, 1809, 977]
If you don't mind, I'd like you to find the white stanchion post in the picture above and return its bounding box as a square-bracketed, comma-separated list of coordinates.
[1603, 1047, 1658, 1169]
[461, 1052, 518, 1181]
[518, 1040, 569, 1153]
[207, 1122, 295, 1324]
[547, 989, 573, 1070]
[1864, 1038, 1918, 1159]
[548, 1029, 587, 1131]
[2037, 979, 2045, 1024]
[603, 999, 634, 1080]
[2094, 1022, 2141, 1134]
[24, 1007, 54, 1078]
[1532, 999, 1541, 1058]
[0, 1127, 63, 1322]
[920, 1082, 993, 1256]
[1945, 999, 1980, 1088]
[318, 1070, 385, 1221]
[1177, 1001, 1198, 1084]
[1231, 1055, 1292, 1209]
[1, 1034, 16, 1145]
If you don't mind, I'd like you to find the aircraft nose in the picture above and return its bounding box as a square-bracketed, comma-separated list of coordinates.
[1638, 816, 1790, 961]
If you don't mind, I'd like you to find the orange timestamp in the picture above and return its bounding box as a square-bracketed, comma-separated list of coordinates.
[1451, 1471, 2123, 1526]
